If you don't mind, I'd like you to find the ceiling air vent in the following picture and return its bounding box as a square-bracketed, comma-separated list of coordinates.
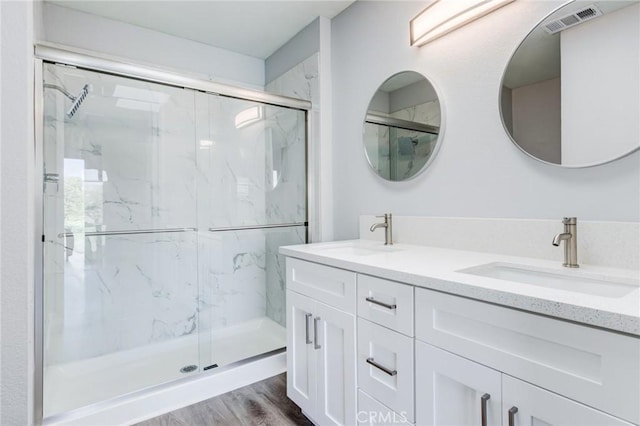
[543, 5, 603, 34]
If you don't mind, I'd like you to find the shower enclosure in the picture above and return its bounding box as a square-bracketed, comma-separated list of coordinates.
[38, 53, 308, 419]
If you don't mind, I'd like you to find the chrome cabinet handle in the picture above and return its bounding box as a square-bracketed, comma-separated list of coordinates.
[365, 297, 397, 310]
[313, 317, 321, 349]
[366, 357, 397, 376]
[508, 406, 518, 426]
[305, 313, 312, 344]
[481, 394, 490, 426]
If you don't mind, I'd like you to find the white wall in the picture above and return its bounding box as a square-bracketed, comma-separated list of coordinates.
[561, 2, 639, 166]
[1, 1, 35, 424]
[331, 1, 640, 240]
[512, 77, 561, 164]
[265, 18, 319, 85]
[42, 3, 265, 89]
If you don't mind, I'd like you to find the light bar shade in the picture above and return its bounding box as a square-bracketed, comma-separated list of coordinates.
[410, 0, 516, 46]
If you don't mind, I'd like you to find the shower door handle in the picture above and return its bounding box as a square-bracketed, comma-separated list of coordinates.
[305, 313, 312, 344]
[65, 231, 75, 259]
[44, 173, 60, 192]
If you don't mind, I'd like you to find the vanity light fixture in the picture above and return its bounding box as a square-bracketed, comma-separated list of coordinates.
[410, 0, 516, 46]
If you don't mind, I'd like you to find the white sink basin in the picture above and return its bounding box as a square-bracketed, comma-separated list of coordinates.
[459, 262, 639, 298]
[315, 242, 403, 257]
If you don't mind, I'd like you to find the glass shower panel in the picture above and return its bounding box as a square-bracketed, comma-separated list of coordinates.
[42, 64, 200, 417]
[195, 92, 307, 369]
[195, 93, 307, 229]
[197, 226, 306, 370]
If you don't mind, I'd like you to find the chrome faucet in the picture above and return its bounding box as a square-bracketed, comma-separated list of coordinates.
[370, 213, 393, 245]
[552, 217, 579, 268]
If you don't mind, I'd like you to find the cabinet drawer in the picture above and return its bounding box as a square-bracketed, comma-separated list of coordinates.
[358, 318, 414, 423]
[358, 390, 413, 426]
[415, 288, 640, 424]
[287, 258, 356, 314]
[357, 274, 414, 336]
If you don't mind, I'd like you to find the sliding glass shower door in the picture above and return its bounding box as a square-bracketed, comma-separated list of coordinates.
[195, 92, 306, 371]
[41, 63, 307, 418]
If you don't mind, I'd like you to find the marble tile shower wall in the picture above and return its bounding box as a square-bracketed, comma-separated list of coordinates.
[43, 64, 307, 365]
[265, 53, 319, 325]
[363, 100, 441, 180]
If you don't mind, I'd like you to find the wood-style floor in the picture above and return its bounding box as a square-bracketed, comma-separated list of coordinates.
[134, 373, 313, 426]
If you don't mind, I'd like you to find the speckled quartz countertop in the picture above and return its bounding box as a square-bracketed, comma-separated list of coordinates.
[280, 240, 640, 336]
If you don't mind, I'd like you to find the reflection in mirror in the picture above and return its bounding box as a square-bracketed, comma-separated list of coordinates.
[501, 1, 639, 167]
[364, 71, 441, 181]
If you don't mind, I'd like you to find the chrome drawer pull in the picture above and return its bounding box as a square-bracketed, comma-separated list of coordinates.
[366, 357, 397, 376]
[481, 394, 490, 426]
[305, 313, 312, 344]
[508, 406, 518, 426]
[314, 317, 321, 350]
[365, 297, 397, 310]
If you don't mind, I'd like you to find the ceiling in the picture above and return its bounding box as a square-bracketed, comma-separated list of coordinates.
[47, 1, 355, 59]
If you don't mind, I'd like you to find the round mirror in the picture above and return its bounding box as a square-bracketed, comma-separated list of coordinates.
[363, 71, 442, 181]
[500, 1, 639, 167]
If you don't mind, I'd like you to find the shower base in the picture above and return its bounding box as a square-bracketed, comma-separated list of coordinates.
[44, 317, 285, 419]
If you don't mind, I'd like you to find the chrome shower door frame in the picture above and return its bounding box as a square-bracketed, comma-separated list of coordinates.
[33, 44, 314, 426]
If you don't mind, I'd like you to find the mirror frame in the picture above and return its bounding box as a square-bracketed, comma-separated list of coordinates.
[363, 70, 446, 181]
[498, 1, 640, 168]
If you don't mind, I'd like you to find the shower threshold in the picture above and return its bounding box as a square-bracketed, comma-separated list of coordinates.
[43, 317, 285, 418]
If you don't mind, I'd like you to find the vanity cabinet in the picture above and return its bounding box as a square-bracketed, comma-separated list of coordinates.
[415, 288, 640, 425]
[286, 259, 357, 426]
[416, 342, 634, 426]
[284, 253, 639, 426]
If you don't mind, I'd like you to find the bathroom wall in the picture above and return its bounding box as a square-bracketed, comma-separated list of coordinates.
[41, 3, 264, 89]
[266, 18, 320, 85]
[361, 215, 640, 270]
[561, 2, 639, 165]
[511, 77, 561, 164]
[0, 1, 35, 424]
[331, 1, 640, 240]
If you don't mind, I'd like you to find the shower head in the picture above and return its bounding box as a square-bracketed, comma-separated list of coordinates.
[66, 84, 92, 118]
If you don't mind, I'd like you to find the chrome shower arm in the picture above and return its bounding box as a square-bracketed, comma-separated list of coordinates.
[43, 83, 77, 101]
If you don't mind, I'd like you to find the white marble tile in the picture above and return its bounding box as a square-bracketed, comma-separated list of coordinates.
[198, 230, 267, 331]
[44, 64, 197, 232]
[195, 94, 306, 228]
[45, 231, 199, 365]
[266, 54, 319, 103]
[263, 56, 317, 325]
[265, 226, 307, 326]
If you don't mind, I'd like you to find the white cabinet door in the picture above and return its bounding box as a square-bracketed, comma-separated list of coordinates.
[315, 301, 357, 426]
[286, 290, 316, 418]
[502, 375, 634, 426]
[415, 341, 502, 426]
